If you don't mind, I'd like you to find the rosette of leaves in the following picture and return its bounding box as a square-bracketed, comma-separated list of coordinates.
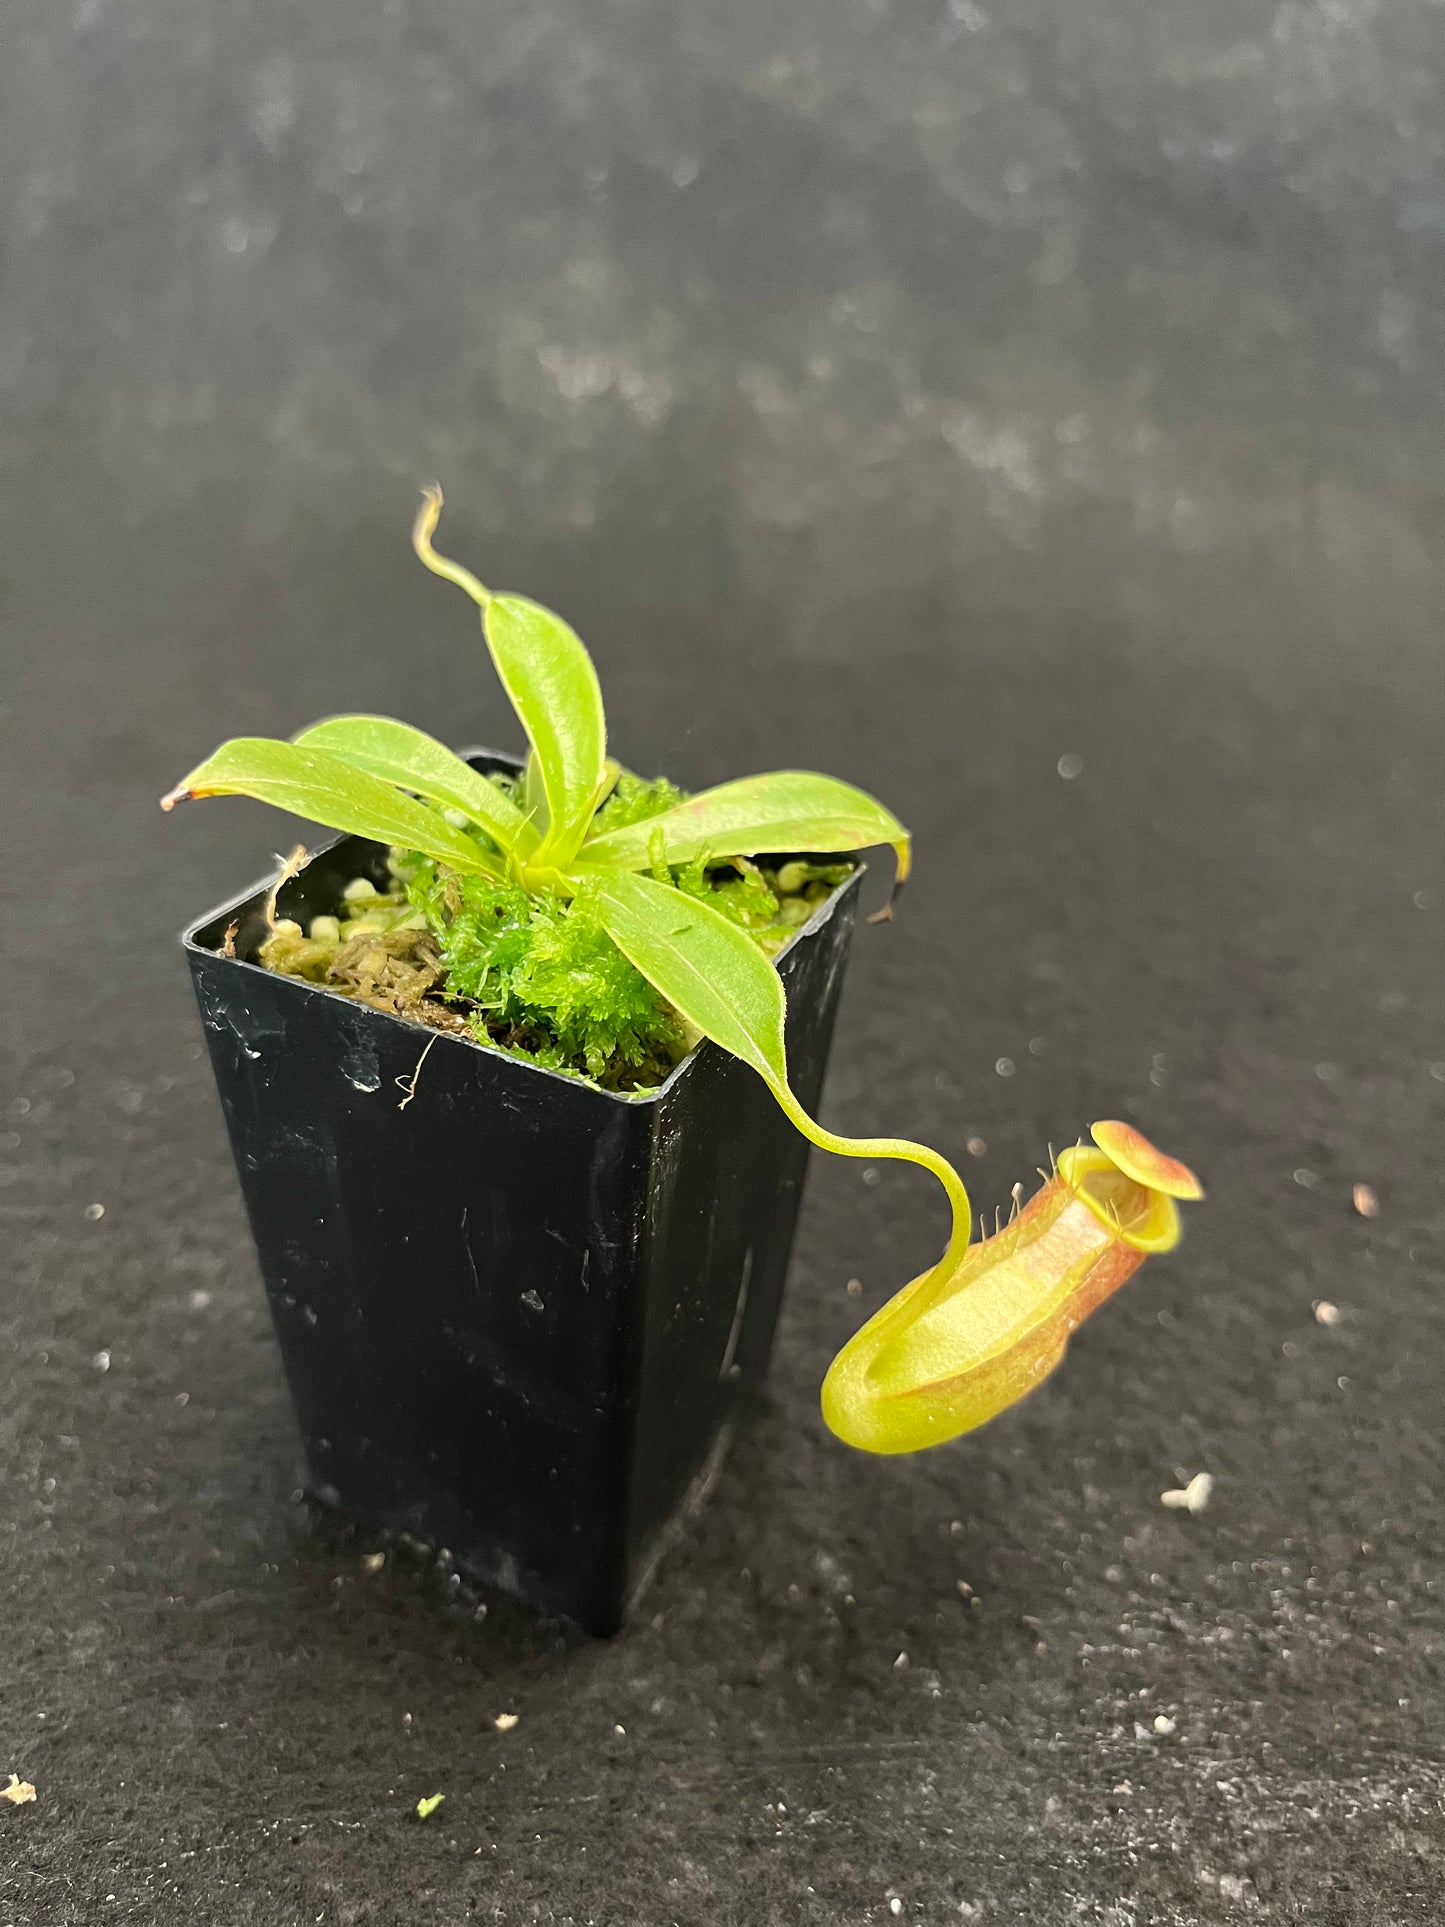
[163, 490, 927, 1137]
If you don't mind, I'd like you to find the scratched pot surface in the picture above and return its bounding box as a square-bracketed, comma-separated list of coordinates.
[2, 0, 1443, 1918]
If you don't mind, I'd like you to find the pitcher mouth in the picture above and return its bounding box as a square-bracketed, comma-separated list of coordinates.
[1057, 1146, 1183, 1253]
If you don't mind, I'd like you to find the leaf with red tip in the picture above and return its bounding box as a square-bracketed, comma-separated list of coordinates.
[160, 738, 500, 875]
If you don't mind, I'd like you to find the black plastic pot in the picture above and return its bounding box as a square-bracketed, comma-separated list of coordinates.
[183, 751, 862, 1634]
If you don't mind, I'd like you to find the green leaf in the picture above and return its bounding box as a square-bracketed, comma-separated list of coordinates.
[589, 871, 789, 1093]
[484, 594, 607, 865]
[519, 748, 551, 855]
[415, 1794, 445, 1821]
[161, 738, 500, 875]
[574, 771, 911, 888]
[293, 716, 525, 850]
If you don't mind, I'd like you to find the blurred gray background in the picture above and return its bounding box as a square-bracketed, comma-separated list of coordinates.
[8, 0, 1445, 689]
[4, 4, 1444, 1923]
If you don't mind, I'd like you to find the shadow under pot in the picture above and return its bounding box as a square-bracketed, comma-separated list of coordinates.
[182, 749, 862, 1635]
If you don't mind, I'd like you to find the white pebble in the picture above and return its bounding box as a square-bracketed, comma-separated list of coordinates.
[1160, 1472, 1213, 1514]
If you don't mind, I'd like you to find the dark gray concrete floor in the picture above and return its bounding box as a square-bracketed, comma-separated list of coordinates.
[3, 2, 1444, 1922]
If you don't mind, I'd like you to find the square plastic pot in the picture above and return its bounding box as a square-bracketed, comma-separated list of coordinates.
[182, 752, 862, 1634]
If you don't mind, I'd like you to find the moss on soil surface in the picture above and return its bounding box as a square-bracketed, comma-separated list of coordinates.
[256, 771, 851, 1092]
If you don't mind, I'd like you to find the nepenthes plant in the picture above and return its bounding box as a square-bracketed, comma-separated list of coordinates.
[164, 489, 1201, 1455]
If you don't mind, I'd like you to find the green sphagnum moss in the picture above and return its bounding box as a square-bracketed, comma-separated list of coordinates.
[258, 770, 851, 1091]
